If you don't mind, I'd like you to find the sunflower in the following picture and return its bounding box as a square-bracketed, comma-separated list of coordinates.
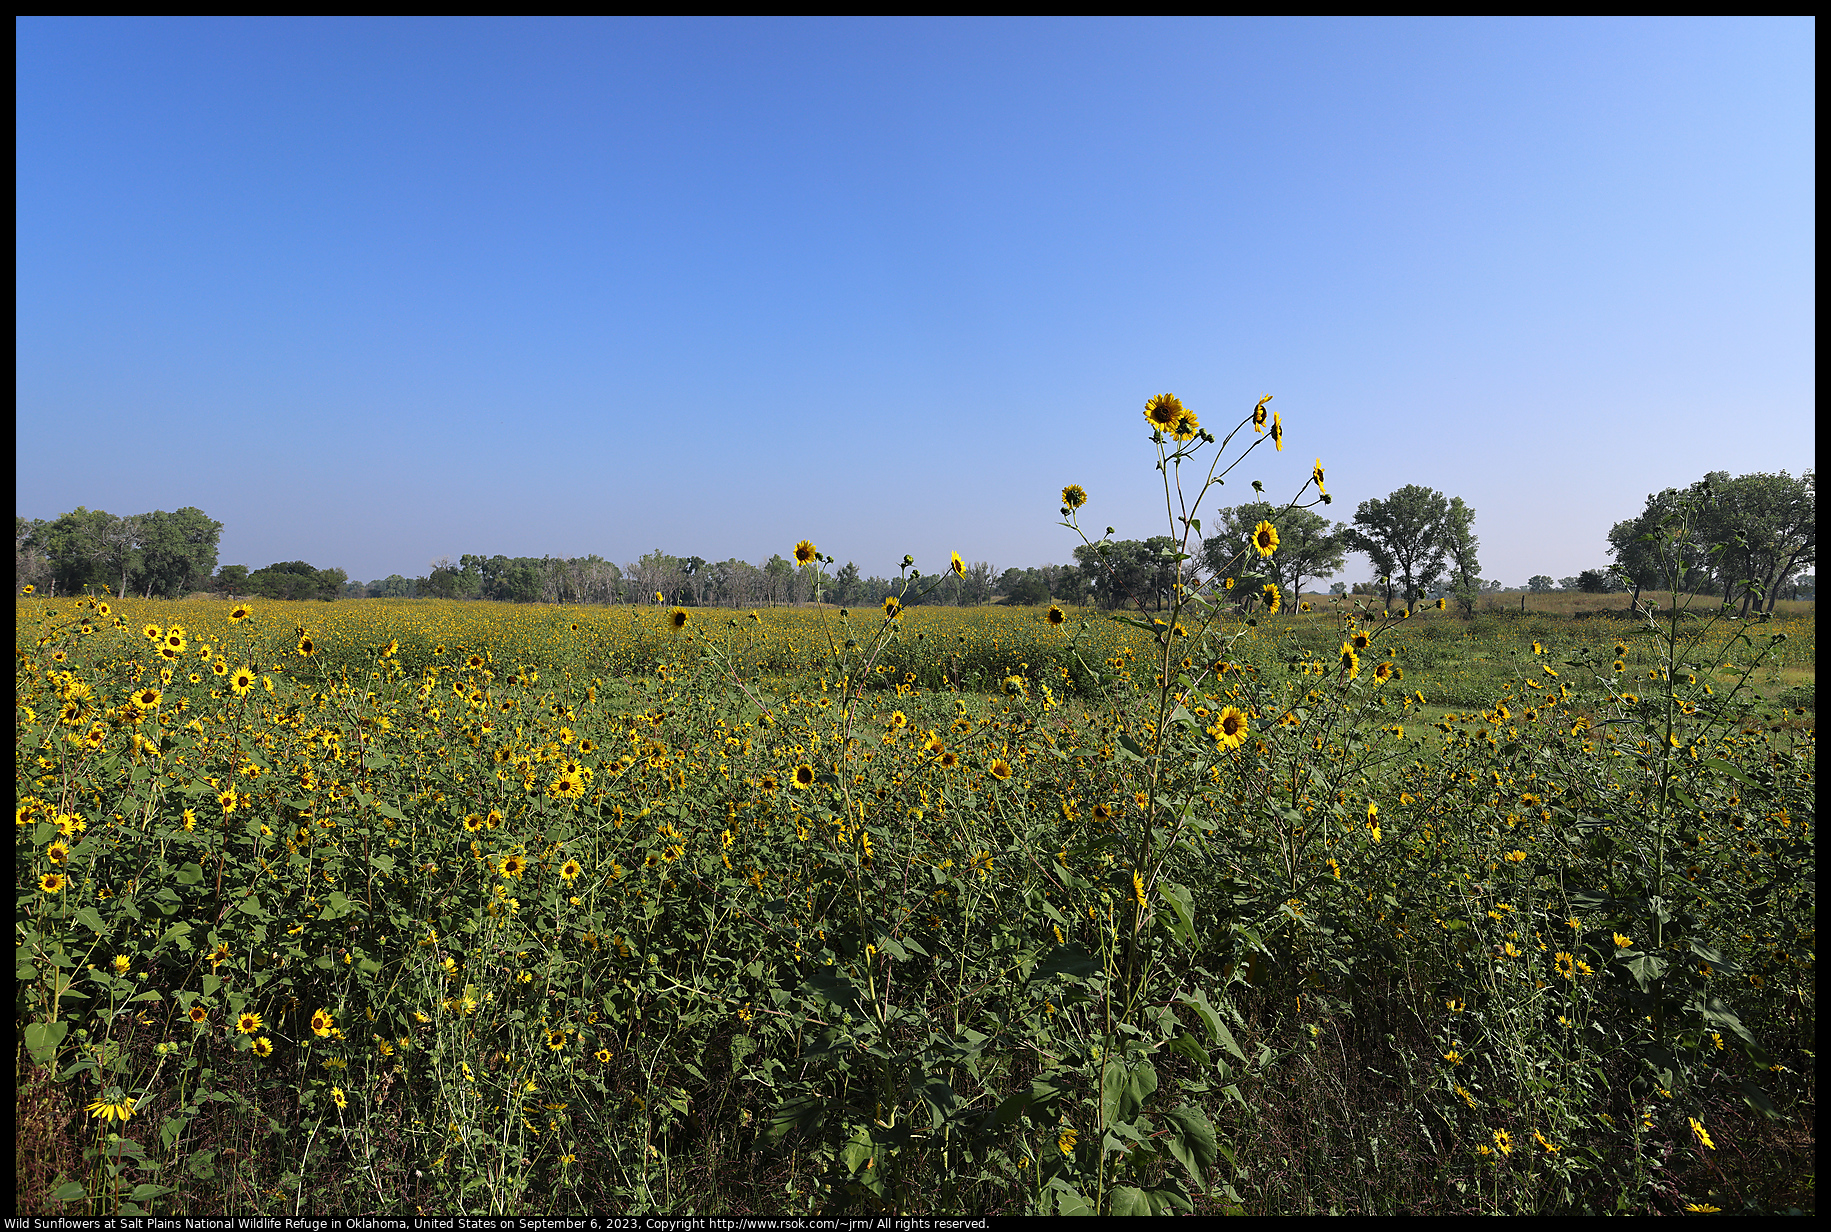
[1373, 661, 1393, 682]
[164, 629, 187, 651]
[666, 607, 689, 631]
[793, 764, 816, 788]
[1436, 598, 1447, 610]
[40, 873, 66, 893]
[560, 859, 582, 883]
[1339, 645, 1361, 679]
[230, 667, 255, 696]
[1143, 394, 1200, 440]
[794, 540, 818, 565]
[1211, 706, 1250, 750]
[297, 636, 316, 657]
[1348, 629, 1372, 652]
[86, 1096, 135, 1124]
[463, 813, 483, 832]
[988, 758, 1013, 781]
[252, 1036, 273, 1057]
[1134, 790, 1150, 810]
[1223, 577, 1235, 591]
[47, 841, 70, 866]
[1270, 411, 1283, 451]
[1261, 584, 1281, 615]
[310, 1008, 334, 1037]
[1554, 951, 1577, 980]
[1492, 1129, 1512, 1156]
[1061, 484, 1087, 510]
[229, 605, 252, 622]
[1312, 458, 1326, 495]
[500, 853, 528, 879]
[1253, 394, 1272, 432]
[1253, 520, 1280, 558]
[546, 1029, 567, 1051]
[467, 654, 485, 669]
[1046, 604, 1066, 626]
[595, 1048, 613, 1063]
[237, 1012, 263, 1035]
[938, 750, 959, 769]
[882, 595, 902, 619]
[188, 1005, 209, 1023]
[331, 1086, 347, 1110]
[131, 687, 161, 710]
[889, 710, 908, 729]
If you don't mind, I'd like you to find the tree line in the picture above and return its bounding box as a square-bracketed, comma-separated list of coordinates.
[16, 468, 1811, 610]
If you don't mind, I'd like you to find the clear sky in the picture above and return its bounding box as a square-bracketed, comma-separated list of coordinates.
[16, 17, 1816, 589]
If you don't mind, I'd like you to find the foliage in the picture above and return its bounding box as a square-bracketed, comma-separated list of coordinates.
[14, 401, 1814, 1217]
[1609, 471, 1815, 614]
[1341, 485, 1467, 609]
[1202, 502, 1346, 606]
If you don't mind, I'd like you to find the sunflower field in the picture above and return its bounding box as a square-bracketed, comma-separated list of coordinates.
[14, 401, 1815, 1216]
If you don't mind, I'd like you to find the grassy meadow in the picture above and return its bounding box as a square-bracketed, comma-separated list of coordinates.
[14, 581, 1814, 1216]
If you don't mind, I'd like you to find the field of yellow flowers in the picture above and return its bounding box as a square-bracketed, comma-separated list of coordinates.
[13, 402, 1815, 1217]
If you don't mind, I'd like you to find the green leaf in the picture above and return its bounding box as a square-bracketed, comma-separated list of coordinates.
[1703, 757, 1756, 786]
[1165, 1031, 1213, 1073]
[74, 906, 106, 934]
[1110, 1186, 1153, 1216]
[1162, 1104, 1219, 1188]
[52, 1180, 88, 1202]
[128, 989, 162, 1004]
[803, 970, 864, 1013]
[1046, 1177, 1094, 1215]
[175, 863, 204, 887]
[1181, 989, 1247, 1063]
[24, 1019, 69, 1064]
[127, 1183, 174, 1202]
[1160, 880, 1196, 947]
[1739, 1076, 1780, 1120]
[1033, 943, 1100, 982]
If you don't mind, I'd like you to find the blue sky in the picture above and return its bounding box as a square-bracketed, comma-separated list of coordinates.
[16, 17, 1815, 588]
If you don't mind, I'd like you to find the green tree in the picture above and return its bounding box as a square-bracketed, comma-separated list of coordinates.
[16, 516, 51, 592]
[1527, 575, 1555, 593]
[1201, 501, 1345, 603]
[245, 561, 345, 601]
[1707, 470, 1815, 614]
[1340, 485, 1456, 609]
[1074, 537, 1177, 610]
[133, 508, 223, 598]
[1441, 497, 1481, 614]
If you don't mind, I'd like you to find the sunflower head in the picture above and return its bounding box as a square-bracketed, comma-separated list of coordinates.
[988, 758, 1013, 781]
[1253, 520, 1280, 558]
[229, 605, 252, 622]
[1211, 705, 1250, 749]
[793, 764, 816, 788]
[1060, 484, 1088, 510]
[1261, 584, 1281, 615]
[794, 539, 818, 566]
[310, 1009, 334, 1037]
[668, 608, 689, 631]
[1146, 394, 1200, 440]
[951, 551, 966, 577]
[1046, 604, 1066, 626]
[882, 595, 902, 620]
